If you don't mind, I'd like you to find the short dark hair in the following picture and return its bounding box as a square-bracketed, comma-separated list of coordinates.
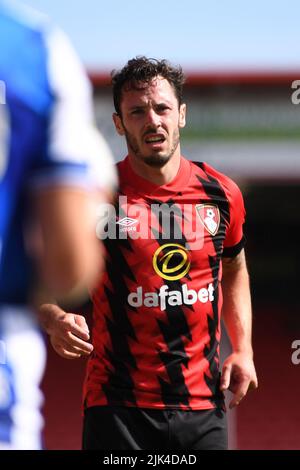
[111, 56, 185, 115]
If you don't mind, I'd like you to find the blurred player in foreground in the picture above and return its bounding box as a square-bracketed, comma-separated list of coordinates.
[42, 57, 257, 450]
[0, 0, 115, 449]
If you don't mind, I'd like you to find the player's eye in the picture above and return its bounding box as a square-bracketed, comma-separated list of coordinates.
[131, 109, 144, 115]
[156, 105, 170, 114]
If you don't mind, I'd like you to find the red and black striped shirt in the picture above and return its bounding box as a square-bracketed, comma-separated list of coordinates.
[84, 156, 245, 410]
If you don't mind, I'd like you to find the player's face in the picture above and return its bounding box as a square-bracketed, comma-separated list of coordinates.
[113, 77, 186, 168]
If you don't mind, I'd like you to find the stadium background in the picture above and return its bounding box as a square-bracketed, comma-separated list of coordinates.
[21, 0, 300, 450]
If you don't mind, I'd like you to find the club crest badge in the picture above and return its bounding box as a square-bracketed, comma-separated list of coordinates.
[196, 204, 220, 236]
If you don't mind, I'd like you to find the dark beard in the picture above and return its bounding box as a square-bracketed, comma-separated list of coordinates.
[142, 154, 172, 168]
[123, 127, 180, 168]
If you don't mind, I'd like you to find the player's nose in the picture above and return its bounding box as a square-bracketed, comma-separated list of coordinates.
[145, 109, 161, 126]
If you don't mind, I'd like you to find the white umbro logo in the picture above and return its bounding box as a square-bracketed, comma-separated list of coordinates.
[117, 217, 138, 227]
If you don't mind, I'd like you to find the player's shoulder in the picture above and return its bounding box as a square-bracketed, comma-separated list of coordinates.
[0, 0, 52, 34]
[0, 1, 77, 61]
[0, 2, 56, 114]
[0, 1, 67, 61]
[190, 160, 243, 200]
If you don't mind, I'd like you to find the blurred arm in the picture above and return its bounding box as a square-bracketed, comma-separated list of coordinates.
[31, 27, 116, 305]
[34, 187, 105, 306]
[31, 25, 116, 346]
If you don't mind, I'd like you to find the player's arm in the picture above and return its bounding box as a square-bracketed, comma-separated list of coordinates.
[34, 187, 105, 306]
[220, 248, 258, 408]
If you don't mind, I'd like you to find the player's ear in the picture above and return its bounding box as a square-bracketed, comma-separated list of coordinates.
[113, 113, 125, 136]
[179, 103, 186, 128]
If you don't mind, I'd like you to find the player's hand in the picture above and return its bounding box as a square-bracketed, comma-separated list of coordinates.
[39, 303, 93, 359]
[220, 352, 258, 409]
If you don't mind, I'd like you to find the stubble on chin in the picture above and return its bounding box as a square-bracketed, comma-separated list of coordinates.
[125, 129, 180, 169]
[141, 154, 171, 168]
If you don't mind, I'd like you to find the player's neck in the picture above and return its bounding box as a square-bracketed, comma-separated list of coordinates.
[128, 150, 181, 186]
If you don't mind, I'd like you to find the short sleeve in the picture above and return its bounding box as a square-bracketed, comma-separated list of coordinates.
[222, 179, 246, 258]
[30, 26, 116, 192]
